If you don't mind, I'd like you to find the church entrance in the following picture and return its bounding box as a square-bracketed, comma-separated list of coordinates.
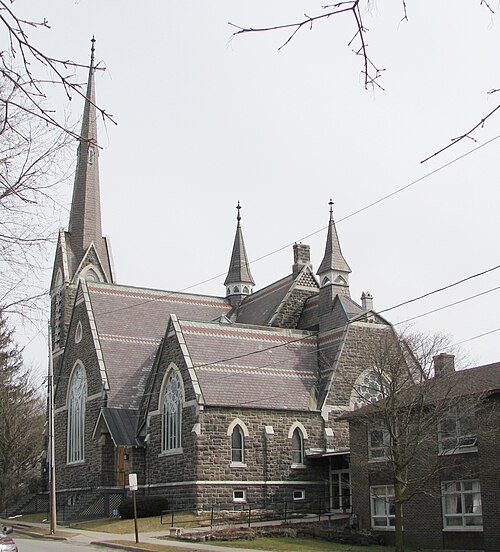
[117, 447, 126, 487]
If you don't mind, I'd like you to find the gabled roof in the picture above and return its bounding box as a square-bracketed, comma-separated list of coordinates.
[176, 319, 319, 411]
[235, 275, 294, 325]
[86, 282, 231, 409]
[93, 408, 141, 446]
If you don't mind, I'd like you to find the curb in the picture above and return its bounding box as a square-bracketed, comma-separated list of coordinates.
[9, 525, 68, 541]
[91, 542, 155, 552]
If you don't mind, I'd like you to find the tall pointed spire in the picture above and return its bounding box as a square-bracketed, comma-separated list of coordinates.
[68, 39, 103, 266]
[224, 202, 255, 305]
[317, 199, 351, 293]
[67, 38, 112, 282]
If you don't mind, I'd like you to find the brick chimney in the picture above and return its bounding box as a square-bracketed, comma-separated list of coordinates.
[293, 243, 311, 278]
[433, 353, 455, 378]
[361, 291, 373, 311]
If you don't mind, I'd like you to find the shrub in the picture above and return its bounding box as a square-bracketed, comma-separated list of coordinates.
[118, 495, 169, 519]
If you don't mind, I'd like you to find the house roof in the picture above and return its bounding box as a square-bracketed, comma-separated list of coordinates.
[177, 319, 319, 411]
[224, 203, 255, 287]
[86, 282, 231, 409]
[317, 202, 351, 277]
[342, 362, 500, 420]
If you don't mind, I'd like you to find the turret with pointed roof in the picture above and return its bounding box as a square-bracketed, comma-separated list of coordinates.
[224, 202, 254, 306]
[317, 199, 351, 295]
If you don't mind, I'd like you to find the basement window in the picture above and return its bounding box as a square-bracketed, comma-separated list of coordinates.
[233, 490, 246, 503]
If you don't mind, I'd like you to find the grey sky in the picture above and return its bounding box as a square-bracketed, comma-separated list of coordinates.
[12, 1, 500, 382]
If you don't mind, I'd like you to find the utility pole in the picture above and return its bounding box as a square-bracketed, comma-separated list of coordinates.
[48, 323, 57, 535]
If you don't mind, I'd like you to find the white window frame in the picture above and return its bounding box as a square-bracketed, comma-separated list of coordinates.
[370, 485, 395, 530]
[438, 409, 477, 454]
[442, 480, 483, 531]
[233, 490, 246, 503]
[67, 362, 87, 464]
[161, 368, 184, 454]
[293, 489, 305, 501]
[368, 421, 391, 461]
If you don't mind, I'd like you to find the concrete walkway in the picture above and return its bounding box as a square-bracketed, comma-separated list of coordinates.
[1, 517, 281, 552]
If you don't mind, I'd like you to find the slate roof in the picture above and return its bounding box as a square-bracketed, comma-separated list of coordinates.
[177, 319, 319, 410]
[86, 282, 231, 409]
[235, 275, 294, 326]
[94, 408, 140, 446]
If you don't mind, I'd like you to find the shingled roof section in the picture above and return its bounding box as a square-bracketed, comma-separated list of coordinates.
[94, 408, 141, 446]
[235, 275, 294, 326]
[177, 319, 319, 411]
[86, 282, 231, 409]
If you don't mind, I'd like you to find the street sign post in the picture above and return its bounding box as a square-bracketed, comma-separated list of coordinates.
[129, 473, 139, 543]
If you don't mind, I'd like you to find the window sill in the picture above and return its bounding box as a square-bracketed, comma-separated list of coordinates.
[371, 526, 395, 531]
[67, 460, 85, 466]
[442, 526, 483, 532]
[439, 447, 478, 456]
[159, 448, 183, 457]
[368, 457, 389, 463]
[230, 462, 247, 468]
[291, 463, 306, 470]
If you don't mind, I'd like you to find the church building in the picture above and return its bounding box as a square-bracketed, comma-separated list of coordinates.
[50, 42, 401, 520]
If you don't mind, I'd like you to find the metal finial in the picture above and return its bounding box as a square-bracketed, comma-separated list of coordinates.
[90, 36, 96, 67]
[329, 198, 334, 220]
[236, 201, 241, 223]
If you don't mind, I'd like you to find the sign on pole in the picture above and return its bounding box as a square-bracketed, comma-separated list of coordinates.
[129, 473, 139, 543]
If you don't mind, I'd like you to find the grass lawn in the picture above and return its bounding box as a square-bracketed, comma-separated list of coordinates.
[218, 537, 392, 552]
[69, 511, 202, 533]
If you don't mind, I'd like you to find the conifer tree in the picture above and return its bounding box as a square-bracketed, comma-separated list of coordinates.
[0, 310, 44, 513]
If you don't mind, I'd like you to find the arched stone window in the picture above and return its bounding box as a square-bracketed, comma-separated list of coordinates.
[351, 370, 388, 410]
[288, 421, 308, 466]
[291, 428, 304, 465]
[81, 267, 101, 283]
[67, 362, 87, 464]
[227, 418, 249, 466]
[161, 369, 183, 452]
[231, 425, 244, 463]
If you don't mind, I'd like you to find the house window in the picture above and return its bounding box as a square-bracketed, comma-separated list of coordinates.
[291, 428, 305, 465]
[442, 480, 482, 530]
[293, 489, 305, 501]
[439, 409, 476, 453]
[161, 370, 183, 452]
[369, 422, 391, 460]
[370, 485, 395, 529]
[352, 370, 387, 410]
[75, 321, 83, 344]
[67, 363, 87, 464]
[231, 425, 244, 464]
[233, 490, 246, 503]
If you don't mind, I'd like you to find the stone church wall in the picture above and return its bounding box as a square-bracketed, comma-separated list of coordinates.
[54, 297, 106, 491]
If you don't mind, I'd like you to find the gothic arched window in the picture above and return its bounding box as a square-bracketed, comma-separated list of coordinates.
[67, 363, 87, 464]
[161, 370, 183, 452]
[292, 428, 305, 465]
[231, 425, 245, 463]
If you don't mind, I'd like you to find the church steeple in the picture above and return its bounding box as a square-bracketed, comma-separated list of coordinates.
[224, 202, 255, 306]
[317, 199, 351, 296]
[67, 37, 112, 282]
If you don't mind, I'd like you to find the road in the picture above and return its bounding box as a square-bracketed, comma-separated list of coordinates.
[15, 536, 106, 552]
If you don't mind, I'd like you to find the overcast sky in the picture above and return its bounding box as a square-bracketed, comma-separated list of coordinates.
[12, 1, 500, 384]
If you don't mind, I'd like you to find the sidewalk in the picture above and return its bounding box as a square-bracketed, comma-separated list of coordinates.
[2, 518, 274, 552]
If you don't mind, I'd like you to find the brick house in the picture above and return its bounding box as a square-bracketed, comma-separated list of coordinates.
[48, 42, 414, 519]
[344, 356, 500, 551]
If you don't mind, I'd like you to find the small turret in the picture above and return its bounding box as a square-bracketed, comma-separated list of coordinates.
[316, 199, 351, 296]
[224, 202, 255, 307]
